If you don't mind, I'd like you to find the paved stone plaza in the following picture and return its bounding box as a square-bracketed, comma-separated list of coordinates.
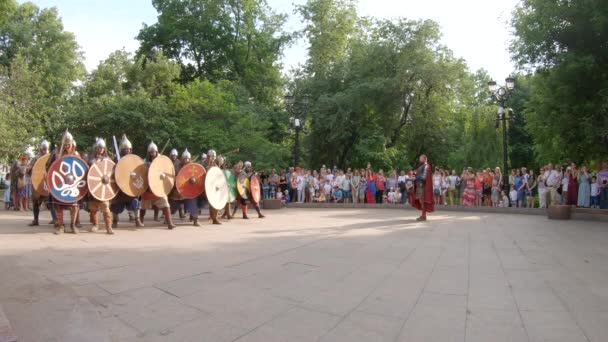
[1, 208, 607, 342]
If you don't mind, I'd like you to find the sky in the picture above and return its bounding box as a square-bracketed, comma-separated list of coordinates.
[30, 0, 520, 82]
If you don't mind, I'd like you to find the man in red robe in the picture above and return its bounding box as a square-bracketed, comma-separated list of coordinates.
[413, 154, 434, 221]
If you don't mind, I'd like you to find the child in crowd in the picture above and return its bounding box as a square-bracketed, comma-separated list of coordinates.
[491, 180, 501, 207]
[332, 186, 343, 203]
[284, 189, 291, 204]
[509, 187, 518, 208]
[387, 188, 396, 204]
[323, 181, 332, 202]
[500, 190, 510, 208]
[318, 191, 326, 203]
[591, 176, 600, 208]
[3, 172, 10, 210]
[262, 179, 270, 200]
[276, 187, 284, 203]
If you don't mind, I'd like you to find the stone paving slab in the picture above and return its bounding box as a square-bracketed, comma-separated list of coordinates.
[1, 208, 608, 341]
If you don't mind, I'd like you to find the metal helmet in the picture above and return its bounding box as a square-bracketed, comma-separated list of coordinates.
[218, 155, 225, 165]
[244, 161, 252, 168]
[119, 134, 132, 150]
[182, 148, 191, 159]
[200, 153, 207, 160]
[207, 149, 217, 158]
[95, 137, 106, 148]
[170, 149, 178, 157]
[40, 140, 50, 150]
[147, 141, 158, 153]
[62, 129, 74, 145]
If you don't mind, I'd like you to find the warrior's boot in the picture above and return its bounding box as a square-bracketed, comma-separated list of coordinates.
[103, 210, 114, 235]
[135, 210, 144, 228]
[179, 207, 185, 219]
[255, 206, 265, 219]
[128, 211, 134, 222]
[242, 205, 249, 220]
[210, 208, 221, 225]
[139, 209, 146, 227]
[153, 208, 160, 222]
[90, 211, 99, 232]
[70, 209, 79, 234]
[164, 208, 176, 229]
[75, 211, 82, 229]
[54, 225, 64, 235]
[29, 201, 40, 226]
[112, 213, 118, 227]
[192, 217, 200, 227]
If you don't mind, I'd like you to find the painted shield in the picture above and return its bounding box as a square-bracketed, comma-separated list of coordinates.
[148, 155, 176, 197]
[223, 169, 237, 203]
[115, 154, 148, 197]
[47, 155, 89, 203]
[87, 158, 118, 201]
[176, 163, 206, 199]
[237, 172, 250, 200]
[205, 167, 229, 210]
[31, 154, 51, 196]
[250, 174, 261, 204]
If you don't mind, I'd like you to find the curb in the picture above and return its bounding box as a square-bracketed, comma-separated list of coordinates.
[285, 203, 608, 222]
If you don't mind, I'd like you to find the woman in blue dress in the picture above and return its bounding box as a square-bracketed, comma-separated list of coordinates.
[577, 166, 591, 208]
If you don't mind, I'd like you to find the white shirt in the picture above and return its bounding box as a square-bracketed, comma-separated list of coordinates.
[398, 175, 407, 183]
[544, 170, 559, 187]
[323, 183, 332, 194]
[326, 174, 334, 182]
[297, 175, 306, 190]
[562, 177, 569, 192]
[591, 183, 600, 196]
[510, 190, 518, 202]
[448, 175, 459, 189]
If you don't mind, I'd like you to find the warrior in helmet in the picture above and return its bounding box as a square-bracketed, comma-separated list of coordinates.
[27, 139, 53, 226]
[87, 138, 114, 234]
[173, 149, 201, 226]
[47, 130, 81, 234]
[140, 141, 177, 229]
[218, 155, 233, 219]
[201, 149, 221, 225]
[168, 148, 185, 220]
[110, 134, 144, 228]
[233, 160, 265, 219]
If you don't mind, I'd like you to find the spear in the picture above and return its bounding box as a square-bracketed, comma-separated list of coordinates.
[160, 139, 170, 155]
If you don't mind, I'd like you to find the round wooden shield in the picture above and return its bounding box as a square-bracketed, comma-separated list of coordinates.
[47, 155, 89, 203]
[176, 163, 206, 199]
[205, 167, 229, 210]
[31, 154, 50, 196]
[223, 169, 237, 203]
[115, 154, 148, 197]
[87, 158, 118, 201]
[237, 172, 250, 200]
[250, 174, 261, 204]
[148, 155, 175, 197]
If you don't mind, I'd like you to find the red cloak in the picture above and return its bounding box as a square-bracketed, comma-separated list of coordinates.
[412, 163, 435, 213]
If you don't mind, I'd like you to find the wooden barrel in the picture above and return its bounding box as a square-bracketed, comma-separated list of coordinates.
[547, 205, 571, 220]
[262, 199, 282, 210]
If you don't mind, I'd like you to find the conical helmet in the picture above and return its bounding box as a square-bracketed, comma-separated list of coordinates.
[182, 148, 191, 159]
[119, 134, 132, 150]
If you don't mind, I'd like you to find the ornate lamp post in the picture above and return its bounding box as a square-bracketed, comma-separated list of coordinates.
[284, 93, 309, 167]
[488, 77, 515, 191]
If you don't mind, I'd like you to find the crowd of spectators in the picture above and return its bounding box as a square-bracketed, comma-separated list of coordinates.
[257, 161, 608, 210]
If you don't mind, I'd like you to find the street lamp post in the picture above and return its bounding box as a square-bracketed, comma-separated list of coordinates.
[284, 94, 309, 167]
[488, 77, 515, 192]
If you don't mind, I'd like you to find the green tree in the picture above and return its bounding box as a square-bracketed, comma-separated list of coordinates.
[511, 0, 608, 163]
[137, 0, 290, 104]
[0, 1, 83, 157]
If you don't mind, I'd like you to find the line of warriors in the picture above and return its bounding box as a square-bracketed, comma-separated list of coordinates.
[27, 131, 265, 235]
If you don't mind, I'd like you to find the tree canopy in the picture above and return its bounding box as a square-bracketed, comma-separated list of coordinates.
[1, 0, 606, 171]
